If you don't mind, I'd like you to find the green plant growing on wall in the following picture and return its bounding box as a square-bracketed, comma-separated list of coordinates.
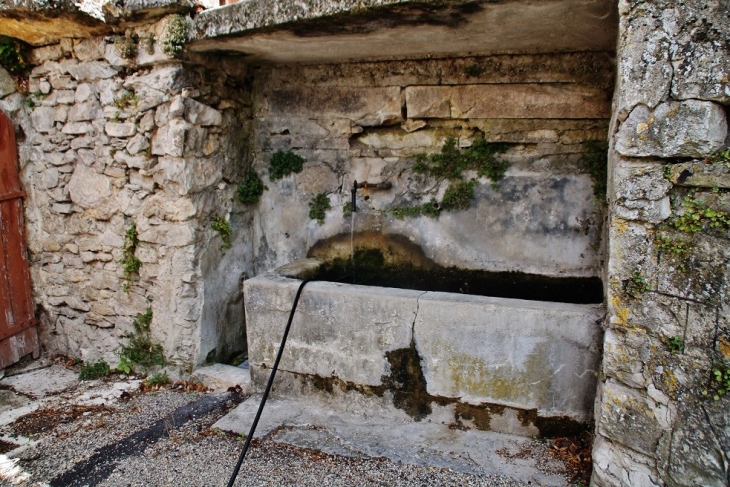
[114, 91, 138, 110]
[580, 139, 608, 203]
[707, 147, 730, 166]
[391, 137, 509, 219]
[441, 179, 478, 211]
[114, 34, 138, 59]
[269, 150, 306, 180]
[670, 195, 730, 233]
[0, 36, 28, 74]
[212, 215, 232, 249]
[160, 14, 188, 58]
[655, 234, 692, 272]
[623, 271, 650, 297]
[120, 306, 165, 369]
[309, 193, 331, 224]
[666, 336, 684, 354]
[79, 359, 111, 380]
[704, 363, 730, 401]
[120, 222, 142, 292]
[237, 170, 266, 204]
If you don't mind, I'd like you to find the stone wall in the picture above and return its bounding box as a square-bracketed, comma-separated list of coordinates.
[0, 17, 253, 371]
[250, 52, 614, 278]
[594, 1, 730, 486]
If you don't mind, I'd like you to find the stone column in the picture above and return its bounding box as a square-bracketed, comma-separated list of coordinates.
[594, 1, 730, 486]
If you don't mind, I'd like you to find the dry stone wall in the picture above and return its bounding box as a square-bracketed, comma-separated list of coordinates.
[594, 1, 730, 486]
[0, 19, 253, 371]
[249, 52, 614, 278]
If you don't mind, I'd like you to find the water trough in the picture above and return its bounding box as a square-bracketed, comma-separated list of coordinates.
[244, 255, 603, 438]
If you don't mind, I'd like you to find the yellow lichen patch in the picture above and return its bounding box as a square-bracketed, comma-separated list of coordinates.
[636, 122, 649, 134]
[610, 295, 630, 326]
[718, 338, 730, 359]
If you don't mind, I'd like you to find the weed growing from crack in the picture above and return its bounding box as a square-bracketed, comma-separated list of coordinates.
[120, 222, 142, 293]
[309, 193, 331, 224]
[211, 215, 232, 249]
[120, 306, 165, 370]
[269, 150, 305, 180]
[237, 170, 266, 204]
[623, 271, 650, 298]
[79, 359, 111, 380]
[160, 15, 188, 58]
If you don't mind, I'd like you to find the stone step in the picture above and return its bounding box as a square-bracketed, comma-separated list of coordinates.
[215, 394, 569, 486]
[191, 363, 251, 393]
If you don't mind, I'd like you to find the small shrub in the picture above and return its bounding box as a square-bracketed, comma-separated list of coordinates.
[160, 15, 188, 58]
[114, 35, 138, 59]
[237, 170, 266, 204]
[0, 36, 28, 74]
[212, 215, 232, 249]
[441, 180, 478, 212]
[145, 372, 170, 387]
[309, 193, 331, 224]
[79, 359, 110, 380]
[120, 306, 165, 369]
[269, 150, 305, 180]
[116, 356, 133, 375]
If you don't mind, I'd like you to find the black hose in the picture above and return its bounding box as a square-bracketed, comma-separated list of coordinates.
[226, 279, 312, 487]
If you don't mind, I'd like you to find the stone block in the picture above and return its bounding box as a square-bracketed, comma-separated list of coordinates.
[667, 406, 727, 487]
[267, 87, 403, 127]
[615, 101, 728, 158]
[405, 86, 450, 118]
[0, 67, 16, 98]
[450, 84, 610, 119]
[62, 121, 94, 135]
[245, 276, 416, 389]
[29, 45, 64, 64]
[68, 100, 102, 122]
[618, 23, 672, 111]
[591, 435, 659, 487]
[67, 165, 117, 220]
[105, 122, 137, 138]
[672, 38, 730, 105]
[67, 61, 120, 81]
[74, 83, 95, 103]
[73, 38, 106, 62]
[151, 120, 187, 157]
[668, 162, 730, 189]
[598, 380, 671, 456]
[414, 292, 602, 419]
[31, 107, 56, 133]
[191, 364, 251, 393]
[602, 329, 646, 389]
[137, 223, 195, 246]
[183, 98, 222, 126]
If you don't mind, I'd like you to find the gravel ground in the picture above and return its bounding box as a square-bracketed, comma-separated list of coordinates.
[0, 378, 575, 487]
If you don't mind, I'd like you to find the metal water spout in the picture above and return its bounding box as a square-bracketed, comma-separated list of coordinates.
[351, 180, 393, 213]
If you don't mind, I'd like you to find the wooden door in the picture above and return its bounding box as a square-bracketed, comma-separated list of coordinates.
[0, 111, 38, 369]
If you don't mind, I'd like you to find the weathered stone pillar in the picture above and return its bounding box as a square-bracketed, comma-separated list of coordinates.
[594, 1, 729, 485]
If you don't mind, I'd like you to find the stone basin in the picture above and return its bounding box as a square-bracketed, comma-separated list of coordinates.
[244, 259, 604, 438]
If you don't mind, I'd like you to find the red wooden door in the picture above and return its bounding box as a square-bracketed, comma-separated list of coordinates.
[0, 110, 38, 369]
